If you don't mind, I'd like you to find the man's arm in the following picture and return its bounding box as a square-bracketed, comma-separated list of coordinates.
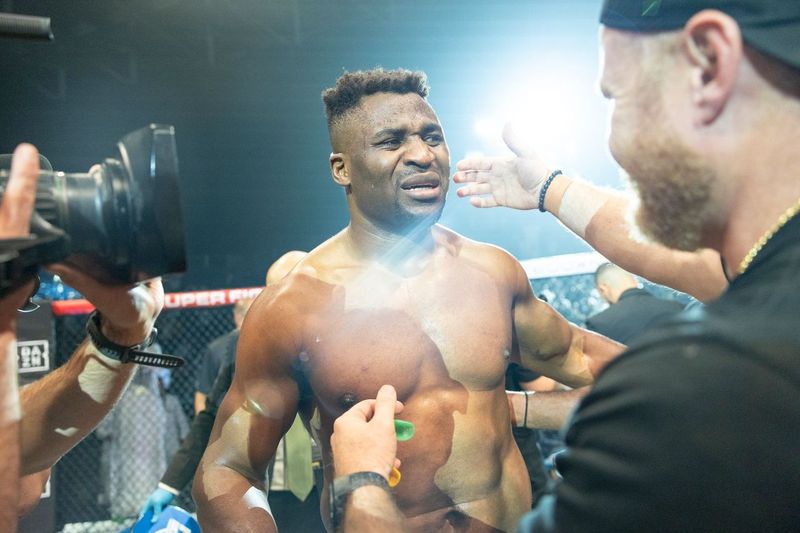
[194, 392, 207, 415]
[17, 469, 50, 517]
[192, 289, 300, 532]
[506, 388, 589, 430]
[0, 143, 41, 531]
[454, 125, 727, 302]
[19, 265, 162, 475]
[509, 257, 625, 387]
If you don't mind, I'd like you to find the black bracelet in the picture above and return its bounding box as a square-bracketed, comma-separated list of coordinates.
[523, 390, 530, 430]
[330, 471, 390, 530]
[85, 310, 185, 368]
[538, 169, 563, 212]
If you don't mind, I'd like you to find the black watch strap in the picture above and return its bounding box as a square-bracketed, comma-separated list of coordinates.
[85, 310, 184, 368]
[330, 471, 390, 530]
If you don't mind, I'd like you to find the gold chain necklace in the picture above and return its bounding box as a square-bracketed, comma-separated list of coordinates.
[737, 197, 800, 275]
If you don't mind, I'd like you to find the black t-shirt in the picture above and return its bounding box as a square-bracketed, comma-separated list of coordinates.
[520, 215, 800, 532]
[585, 288, 685, 344]
[195, 329, 239, 395]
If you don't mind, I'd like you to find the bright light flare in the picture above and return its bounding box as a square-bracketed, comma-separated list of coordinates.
[471, 68, 588, 163]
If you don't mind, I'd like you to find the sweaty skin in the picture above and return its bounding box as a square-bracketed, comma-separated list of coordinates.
[193, 91, 622, 532]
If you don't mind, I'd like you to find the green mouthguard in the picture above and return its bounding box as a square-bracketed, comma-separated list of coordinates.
[394, 419, 415, 441]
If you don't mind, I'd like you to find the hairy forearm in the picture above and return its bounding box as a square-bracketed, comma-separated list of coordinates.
[18, 468, 50, 517]
[508, 388, 589, 430]
[193, 462, 276, 532]
[545, 175, 726, 302]
[1, 332, 21, 532]
[19, 339, 136, 474]
[343, 485, 409, 533]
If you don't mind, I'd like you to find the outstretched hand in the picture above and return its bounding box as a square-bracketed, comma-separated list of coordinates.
[454, 123, 551, 210]
[331, 384, 404, 481]
[0, 144, 41, 323]
[48, 263, 164, 346]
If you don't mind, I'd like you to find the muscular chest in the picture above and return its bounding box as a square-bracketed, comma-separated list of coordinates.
[301, 265, 512, 415]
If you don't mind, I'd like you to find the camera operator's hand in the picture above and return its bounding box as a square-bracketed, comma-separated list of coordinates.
[0, 144, 40, 325]
[0, 142, 40, 533]
[48, 263, 164, 346]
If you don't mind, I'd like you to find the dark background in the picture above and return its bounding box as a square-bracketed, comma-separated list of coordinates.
[0, 0, 622, 290]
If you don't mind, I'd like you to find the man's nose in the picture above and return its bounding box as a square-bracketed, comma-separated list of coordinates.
[403, 136, 434, 168]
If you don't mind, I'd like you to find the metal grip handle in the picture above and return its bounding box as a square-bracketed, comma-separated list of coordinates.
[0, 13, 53, 41]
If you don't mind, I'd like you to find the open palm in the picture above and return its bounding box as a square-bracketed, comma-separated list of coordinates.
[454, 124, 550, 210]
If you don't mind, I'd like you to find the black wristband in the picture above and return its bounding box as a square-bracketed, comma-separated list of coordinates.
[538, 169, 563, 212]
[330, 471, 390, 530]
[85, 310, 184, 368]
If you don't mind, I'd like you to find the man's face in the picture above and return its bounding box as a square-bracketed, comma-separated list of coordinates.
[599, 27, 716, 252]
[341, 92, 450, 233]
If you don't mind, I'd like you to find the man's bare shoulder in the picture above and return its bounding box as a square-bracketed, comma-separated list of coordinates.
[256, 234, 352, 312]
[433, 224, 523, 277]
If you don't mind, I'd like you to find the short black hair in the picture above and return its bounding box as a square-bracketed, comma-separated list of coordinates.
[322, 68, 429, 129]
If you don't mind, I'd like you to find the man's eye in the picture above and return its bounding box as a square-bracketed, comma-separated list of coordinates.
[425, 134, 443, 145]
[379, 138, 401, 148]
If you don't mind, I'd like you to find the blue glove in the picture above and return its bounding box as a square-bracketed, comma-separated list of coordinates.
[140, 487, 175, 523]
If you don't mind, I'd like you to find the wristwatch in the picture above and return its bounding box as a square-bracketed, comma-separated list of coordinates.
[85, 310, 184, 368]
[329, 471, 390, 530]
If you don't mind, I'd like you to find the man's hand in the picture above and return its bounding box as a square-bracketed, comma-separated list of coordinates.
[331, 384, 404, 480]
[0, 144, 40, 323]
[454, 123, 550, 210]
[49, 263, 163, 346]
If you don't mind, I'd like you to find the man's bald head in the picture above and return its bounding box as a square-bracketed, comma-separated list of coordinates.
[595, 263, 639, 304]
[322, 68, 429, 152]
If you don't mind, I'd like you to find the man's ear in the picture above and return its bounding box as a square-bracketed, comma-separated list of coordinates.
[682, 10, 743, 126]
[330, 153, 350, 186]
[596, 283, 611, 303]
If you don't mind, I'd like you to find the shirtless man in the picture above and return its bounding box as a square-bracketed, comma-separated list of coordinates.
[193, 68, 622, 532]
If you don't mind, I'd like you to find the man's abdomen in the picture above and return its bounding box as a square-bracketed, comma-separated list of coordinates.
[393, 389, 531, 532]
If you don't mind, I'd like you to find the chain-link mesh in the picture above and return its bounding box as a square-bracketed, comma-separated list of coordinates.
[54, 306, 235, 532]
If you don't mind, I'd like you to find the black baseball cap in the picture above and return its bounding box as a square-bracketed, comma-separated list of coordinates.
[600, 0, 800, 71]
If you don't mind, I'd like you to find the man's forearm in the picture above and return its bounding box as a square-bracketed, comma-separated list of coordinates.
[508, 388, 589, 430]
[543, 175, 726, 302]
[576, 326, 626, 377]
[0, 332, 21, 532]
[193, 462, 276, 532]
[18, 469, 50, 517]
[343, 485, 408, 533]
[19, 339, 136, 474]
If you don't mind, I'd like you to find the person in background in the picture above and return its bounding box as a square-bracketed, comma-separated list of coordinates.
[586, 263, 685, 344]
[194, 297, 254, 414]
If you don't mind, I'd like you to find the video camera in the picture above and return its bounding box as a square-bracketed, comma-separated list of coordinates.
[0, 124, 187, 297]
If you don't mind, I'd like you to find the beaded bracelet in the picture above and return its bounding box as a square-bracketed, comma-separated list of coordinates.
[538, 169, 563, 212]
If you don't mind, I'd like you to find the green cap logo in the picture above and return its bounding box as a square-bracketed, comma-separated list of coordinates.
[643, 0, 662, 16]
